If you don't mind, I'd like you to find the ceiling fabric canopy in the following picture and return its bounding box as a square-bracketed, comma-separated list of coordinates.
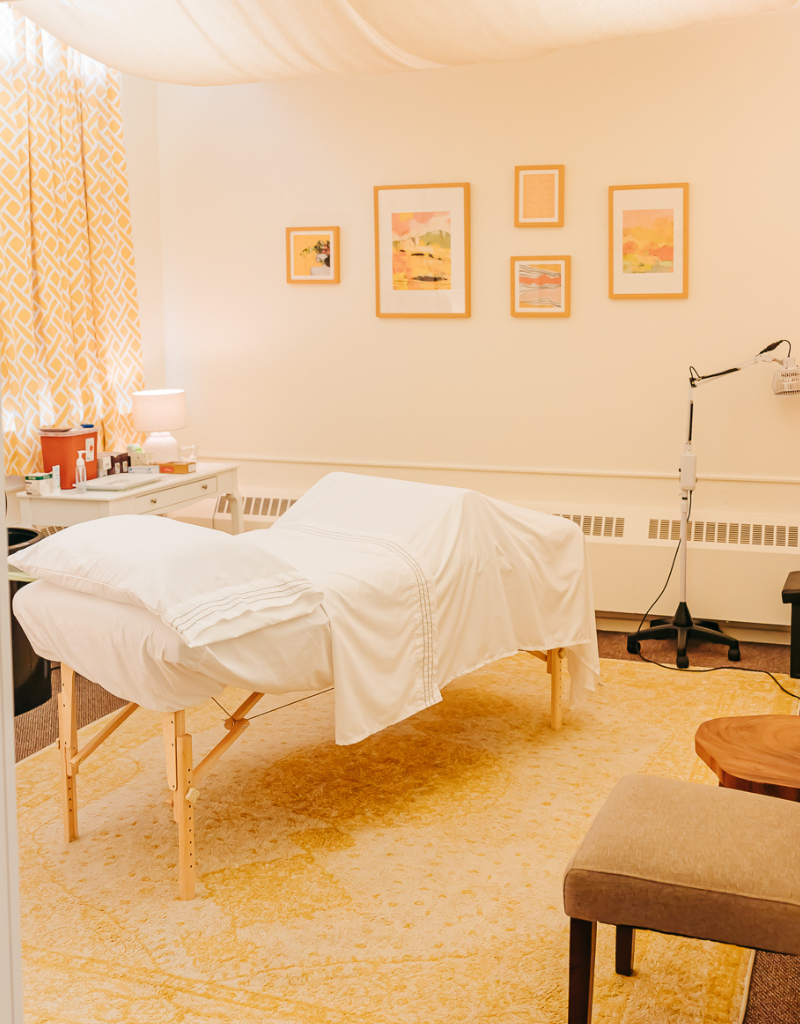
[11, 0, 794, 85]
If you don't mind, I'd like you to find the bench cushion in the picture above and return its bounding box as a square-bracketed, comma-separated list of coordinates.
[563, 774, 800, 955]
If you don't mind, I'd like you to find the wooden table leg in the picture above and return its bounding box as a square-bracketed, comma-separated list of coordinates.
[58, 664, 78, 842]
[547, 648, 563, 730]
[163, 711, 196, 900]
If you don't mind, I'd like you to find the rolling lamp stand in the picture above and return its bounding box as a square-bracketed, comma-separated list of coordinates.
[627, 340, 800, 668]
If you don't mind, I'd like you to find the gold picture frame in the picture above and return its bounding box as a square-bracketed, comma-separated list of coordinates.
[510, 256, 571, 317]
[514, 165, 564, 227]
[286, 227, 340, 283]
[374, 183, 470, 318]
[608, 184, 688, 299]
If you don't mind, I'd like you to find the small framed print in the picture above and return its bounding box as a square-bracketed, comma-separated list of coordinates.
[609, 184, 688, 299]
[511, 256, 570, 317]
[286, 227, 339, 283]
[374, 182, 470, 317]
[514, 165, 564, 227]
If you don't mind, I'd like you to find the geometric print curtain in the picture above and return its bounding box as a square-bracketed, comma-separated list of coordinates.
[0, 8, 145, 476]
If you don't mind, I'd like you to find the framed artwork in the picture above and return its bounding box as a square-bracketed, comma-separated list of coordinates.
[511, 256, 570, 317]
[286, 227, 340, 283]
[373, 183, 470, 317]
[608, 184, 688, 299]
[514, 165, 564, 227]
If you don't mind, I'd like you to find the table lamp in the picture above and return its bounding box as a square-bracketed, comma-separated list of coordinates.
[131, 388, 186, 463]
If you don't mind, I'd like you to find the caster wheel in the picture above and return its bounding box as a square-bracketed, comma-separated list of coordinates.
[677, 655, 689, 669]
[728, 647, 741, 662]
[626, 638, 641, 655]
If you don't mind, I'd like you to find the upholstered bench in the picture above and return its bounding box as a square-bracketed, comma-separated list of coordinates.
[563, 774, 800, 1023]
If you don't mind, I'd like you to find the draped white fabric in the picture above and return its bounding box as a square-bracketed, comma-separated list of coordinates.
[12, 0, 793, 85]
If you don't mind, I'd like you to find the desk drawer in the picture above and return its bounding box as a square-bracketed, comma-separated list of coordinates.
[133, 477, 218, 514]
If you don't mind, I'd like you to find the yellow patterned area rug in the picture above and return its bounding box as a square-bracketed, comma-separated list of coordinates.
[16, 656, 797, 1024]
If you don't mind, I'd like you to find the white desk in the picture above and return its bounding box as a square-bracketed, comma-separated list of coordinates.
[15, 461, 244, 534]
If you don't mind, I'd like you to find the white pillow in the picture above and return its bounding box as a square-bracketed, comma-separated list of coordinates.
[8, 515, 324, 647]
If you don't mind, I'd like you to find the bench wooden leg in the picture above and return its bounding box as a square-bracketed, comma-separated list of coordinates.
[163, 711, 196, 900]
[569, 917, 596, 1024]
[615, 924, 635, 976]
[58, 664, 79, 843]
[547, 648, 563, 730]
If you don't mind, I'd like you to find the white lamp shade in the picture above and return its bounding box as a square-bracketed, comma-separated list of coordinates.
[131, 389, 186, 432]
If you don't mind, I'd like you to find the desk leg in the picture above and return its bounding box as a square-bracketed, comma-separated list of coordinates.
[792, 605, 800, 679]
[226, 489, 245, 535]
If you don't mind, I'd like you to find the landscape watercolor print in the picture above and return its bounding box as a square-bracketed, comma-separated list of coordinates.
[518, 263, 562, 309]
[609, 183, 687, 298]
[391, 211, 451, 290]
[511, 256, 570, 317]
[622, 208, 674, 273]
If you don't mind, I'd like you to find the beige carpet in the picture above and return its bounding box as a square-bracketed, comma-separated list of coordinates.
[16, 655, 797, 1024]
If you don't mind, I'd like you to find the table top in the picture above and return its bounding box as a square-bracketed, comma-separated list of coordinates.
[695, 714, 800, 800]
[14, 461, 239, 503]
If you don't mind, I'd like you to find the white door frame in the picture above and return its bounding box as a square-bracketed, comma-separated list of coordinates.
[0, 399, 24, 1022]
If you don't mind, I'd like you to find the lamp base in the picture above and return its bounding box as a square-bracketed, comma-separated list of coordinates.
[142, 431, 179, 464]
[626, 602, 741, 669]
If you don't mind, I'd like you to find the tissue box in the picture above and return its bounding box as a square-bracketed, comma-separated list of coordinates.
[24, 473, 54, 496]
[159, 461, 197, 474]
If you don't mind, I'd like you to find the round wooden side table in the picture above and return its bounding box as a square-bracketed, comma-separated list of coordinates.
[695, 715, 800, 802]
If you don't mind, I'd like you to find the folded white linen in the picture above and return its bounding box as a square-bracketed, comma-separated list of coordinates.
[8, 514, 323, 648]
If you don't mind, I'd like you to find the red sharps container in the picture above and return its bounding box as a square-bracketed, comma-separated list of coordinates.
[39, 426, 99, 489]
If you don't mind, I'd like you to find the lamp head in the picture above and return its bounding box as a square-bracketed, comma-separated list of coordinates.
[772, 358, 800, 396]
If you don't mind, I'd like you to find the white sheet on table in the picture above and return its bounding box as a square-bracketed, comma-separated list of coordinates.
[259, 473, 600, 743]
[13, 580, 333, 712]
[14, 473, 600, 744]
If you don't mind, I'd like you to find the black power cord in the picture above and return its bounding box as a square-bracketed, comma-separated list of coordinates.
[633, 492, 800, 701]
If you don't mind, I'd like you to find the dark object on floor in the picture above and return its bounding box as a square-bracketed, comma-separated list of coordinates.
[14, 666, 126, 763]
[564, 774, 800, 1023]
[781, 571, 800, 679]
[696, 715, 800, 801]
[8, 527, 51, 715]
[598, 629, 790, 674]
[626, 601, 740, 670]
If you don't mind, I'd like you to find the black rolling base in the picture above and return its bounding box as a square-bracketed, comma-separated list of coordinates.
[627, 602, 741, 669]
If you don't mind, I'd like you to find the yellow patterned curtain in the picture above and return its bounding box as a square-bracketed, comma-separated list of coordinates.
[0, 9, 145, 476]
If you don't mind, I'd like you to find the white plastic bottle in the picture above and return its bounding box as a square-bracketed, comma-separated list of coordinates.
[75, 450, 87, 493]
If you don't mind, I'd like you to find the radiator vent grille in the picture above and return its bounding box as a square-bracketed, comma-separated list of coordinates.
[215, 495, 297, 518]
[558, 513, 625, 539]
[648, 518, 799, 548]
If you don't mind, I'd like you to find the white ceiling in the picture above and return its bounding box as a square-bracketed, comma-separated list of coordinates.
[13, 0, 795, 85]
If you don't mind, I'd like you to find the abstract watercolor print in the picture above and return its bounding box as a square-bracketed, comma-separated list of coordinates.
[622, 209, 674, 273]
[511, 256, 570, 317]
[391, 212, 451, 290]
[518, 263, 562, 308]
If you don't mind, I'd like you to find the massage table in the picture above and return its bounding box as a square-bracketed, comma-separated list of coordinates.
[12, 473, 600, 900]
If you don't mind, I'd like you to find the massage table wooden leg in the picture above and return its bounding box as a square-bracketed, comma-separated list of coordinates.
[163, 711, 196, 900]
[547, 648, 564, 731]
[58, 664, 79, 842]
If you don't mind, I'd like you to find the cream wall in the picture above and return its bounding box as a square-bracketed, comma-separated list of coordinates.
[134, 6, 800, 521]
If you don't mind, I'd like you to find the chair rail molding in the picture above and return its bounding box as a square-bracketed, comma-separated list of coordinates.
[202, 452, 800, 487]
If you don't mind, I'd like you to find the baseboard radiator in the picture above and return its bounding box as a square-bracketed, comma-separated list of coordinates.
[172, 494, 798, 629]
